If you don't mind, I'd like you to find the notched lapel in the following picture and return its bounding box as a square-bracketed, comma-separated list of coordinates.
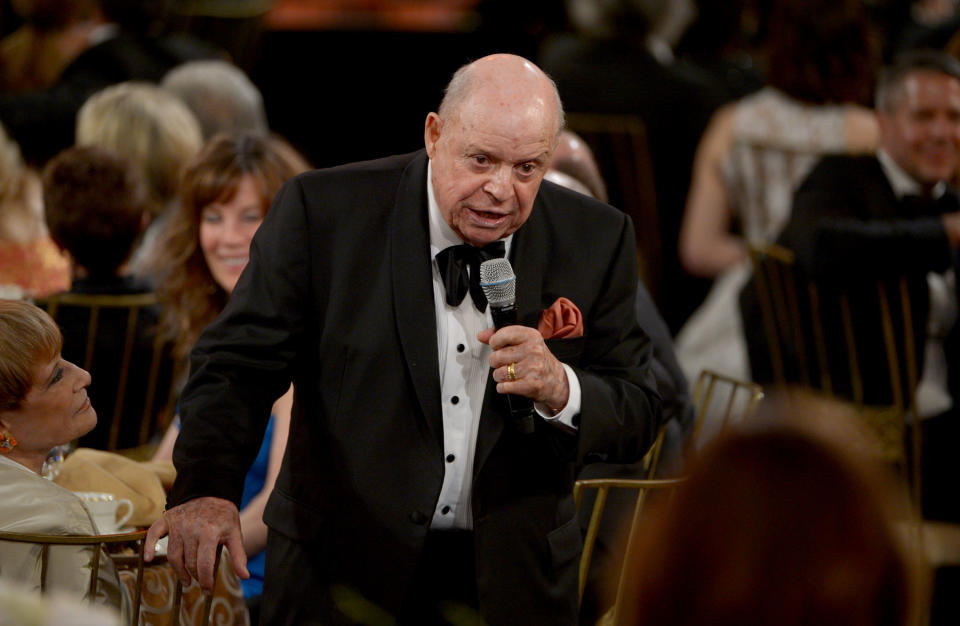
[390, 152, 444, 449]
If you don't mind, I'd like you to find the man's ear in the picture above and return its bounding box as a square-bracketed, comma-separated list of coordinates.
[424, 112, 443, 158]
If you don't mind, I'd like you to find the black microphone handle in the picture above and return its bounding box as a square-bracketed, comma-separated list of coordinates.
[489, 302, 536, 434]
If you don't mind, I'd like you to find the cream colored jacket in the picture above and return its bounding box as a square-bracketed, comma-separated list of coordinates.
[0, 455, 130, 620]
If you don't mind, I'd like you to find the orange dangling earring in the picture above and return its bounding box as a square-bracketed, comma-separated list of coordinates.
[0, 431, 17, 453]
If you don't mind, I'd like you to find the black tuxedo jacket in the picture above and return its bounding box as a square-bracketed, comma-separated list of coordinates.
[741, 154, 956, 404]
[169, 150, 662, 624]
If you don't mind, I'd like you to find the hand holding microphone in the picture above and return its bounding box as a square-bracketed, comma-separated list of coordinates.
[479, 259, 570, 433]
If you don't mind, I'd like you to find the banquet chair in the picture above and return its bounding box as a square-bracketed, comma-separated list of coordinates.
[565, 113, 661, 304]
[690, 369, 765, 447]
[747, 242, 922, 506]
[0, 530, 222, 626]
[574, 477, 686, 625]
[35, 292, 179, 451]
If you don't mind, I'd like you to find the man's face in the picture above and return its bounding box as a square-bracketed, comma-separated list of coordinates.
[424, 94, 557, 247]
[880, 71, 960, 186]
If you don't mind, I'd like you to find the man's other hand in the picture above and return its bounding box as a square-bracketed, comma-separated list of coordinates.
[145, 496, 249, 594]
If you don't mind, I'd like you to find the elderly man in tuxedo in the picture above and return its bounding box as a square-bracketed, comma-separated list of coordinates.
[147, 54, 661, 625]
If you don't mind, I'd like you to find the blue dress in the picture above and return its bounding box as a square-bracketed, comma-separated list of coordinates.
[172, 413, 274, 599]
[238, 416, 274, 599]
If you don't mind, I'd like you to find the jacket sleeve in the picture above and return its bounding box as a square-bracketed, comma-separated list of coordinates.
[168, 177, 313, 508]
[787, 159, 953, 280]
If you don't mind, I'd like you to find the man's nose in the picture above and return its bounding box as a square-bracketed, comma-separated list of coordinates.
[482, 166, 512, 203]
[930, 115, 958, 140]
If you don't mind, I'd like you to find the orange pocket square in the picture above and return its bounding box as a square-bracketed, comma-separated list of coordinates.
[538, 297, 584, 339]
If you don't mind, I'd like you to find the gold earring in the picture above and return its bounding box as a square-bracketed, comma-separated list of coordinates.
[0, 431, 17, 453]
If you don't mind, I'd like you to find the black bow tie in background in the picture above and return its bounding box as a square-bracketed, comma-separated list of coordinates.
[902, 189, 960, 216]
[435, 241, 506, 312]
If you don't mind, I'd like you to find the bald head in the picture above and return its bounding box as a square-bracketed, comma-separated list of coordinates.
[438, 54, 565, 143]
[424, 55, 566, 247]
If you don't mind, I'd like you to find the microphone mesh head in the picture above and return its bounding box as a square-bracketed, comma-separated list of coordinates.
[480, 258, 516, 307]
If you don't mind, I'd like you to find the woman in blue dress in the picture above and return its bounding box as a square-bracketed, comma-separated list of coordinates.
[152, 132, 308, 622]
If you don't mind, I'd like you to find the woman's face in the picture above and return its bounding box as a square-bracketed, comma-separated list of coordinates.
[199, 173, 265, 294]
[1, 355, 96, 461]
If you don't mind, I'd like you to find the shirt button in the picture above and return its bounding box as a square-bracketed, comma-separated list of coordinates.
[457, 343, 465, 353]
[446, 454, 455, 463]
[451, 395, 459, 405]
[441, 506, 451, 515]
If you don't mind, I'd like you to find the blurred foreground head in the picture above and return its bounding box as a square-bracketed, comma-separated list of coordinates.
[621, 392, 923, 626]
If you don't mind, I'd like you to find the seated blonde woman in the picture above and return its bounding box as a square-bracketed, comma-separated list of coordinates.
[75, 81, 204, 281]
[0, 300, 129, 619]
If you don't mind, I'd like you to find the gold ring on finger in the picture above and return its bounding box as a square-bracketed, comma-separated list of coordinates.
[507, 362, 517, 381]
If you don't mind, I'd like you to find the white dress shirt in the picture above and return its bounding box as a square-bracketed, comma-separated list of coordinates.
[426, 161, 582, 529]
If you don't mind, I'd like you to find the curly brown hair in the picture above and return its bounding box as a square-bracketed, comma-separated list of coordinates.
[155, 132, 309, 361]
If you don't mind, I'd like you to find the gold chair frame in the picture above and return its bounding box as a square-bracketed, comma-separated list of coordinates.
[0, 530, 218, 626]
[574, 477, 685, 625]
[748, 243, 922, 507]
[690, 368, 765, 445]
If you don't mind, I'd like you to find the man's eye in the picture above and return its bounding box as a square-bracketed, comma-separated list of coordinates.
[518, 163, 536, 174]
[473, 155, 489, 166]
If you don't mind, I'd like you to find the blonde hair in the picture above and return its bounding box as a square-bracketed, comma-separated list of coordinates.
[76, 82, 203, 216]
[0, 123, 24, 202]
[0, 300, 62, 412]
[0, 122, 45, 243]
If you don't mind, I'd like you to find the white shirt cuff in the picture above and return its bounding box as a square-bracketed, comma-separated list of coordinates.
[535, 363, 581, 432]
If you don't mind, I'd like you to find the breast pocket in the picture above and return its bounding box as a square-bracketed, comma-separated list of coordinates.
[545, 336, 585, 367]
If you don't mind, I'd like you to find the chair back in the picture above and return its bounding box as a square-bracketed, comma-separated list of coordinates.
[35, 292, 179, 451]
[574, 477, 685, 624]
[631, 422, 666, 481]
[690, 369, 764, 447]
[565, 113, 661, 304]
[0, 530, 221, 626]
[747, 243, 922, 503]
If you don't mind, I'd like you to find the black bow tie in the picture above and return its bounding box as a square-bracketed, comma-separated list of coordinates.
[435, 241, 506, 312]
[902, 190, 960, 216]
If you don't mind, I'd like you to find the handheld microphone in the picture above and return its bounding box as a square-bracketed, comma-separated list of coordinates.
[480, 258, 535, 434]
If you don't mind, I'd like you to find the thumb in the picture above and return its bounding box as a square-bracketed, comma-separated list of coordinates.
[144, 516, 169, 562]
[477, 328, 495, 344]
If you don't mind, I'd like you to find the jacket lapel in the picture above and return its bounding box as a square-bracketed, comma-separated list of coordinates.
[390, 152, 444, 450]
[474, 196, 549, 476]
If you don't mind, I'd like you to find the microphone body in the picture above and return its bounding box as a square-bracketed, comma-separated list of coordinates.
[480, 260, 536, 434]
